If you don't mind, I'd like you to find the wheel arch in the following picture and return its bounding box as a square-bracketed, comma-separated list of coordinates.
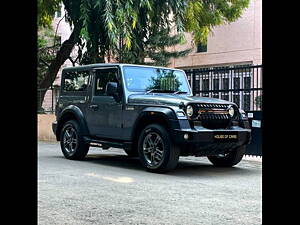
[55, 105, 90, 141]
[130, 107, 178, 150]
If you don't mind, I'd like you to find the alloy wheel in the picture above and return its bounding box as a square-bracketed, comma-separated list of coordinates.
[63, 126, 78, 154]
[142, 132, 165, 168]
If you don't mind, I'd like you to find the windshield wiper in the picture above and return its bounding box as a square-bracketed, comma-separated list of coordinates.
[145, 89, 160, 94]
[173, 91, 188, 94]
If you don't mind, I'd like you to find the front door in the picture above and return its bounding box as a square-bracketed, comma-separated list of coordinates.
[85, 67, 123, 139]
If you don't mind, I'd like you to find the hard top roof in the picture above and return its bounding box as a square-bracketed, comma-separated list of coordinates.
[62, 63, 184, 72]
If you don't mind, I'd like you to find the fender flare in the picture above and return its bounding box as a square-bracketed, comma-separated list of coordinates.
[56, 105, 90, 140]
[130, 106, 178, 140]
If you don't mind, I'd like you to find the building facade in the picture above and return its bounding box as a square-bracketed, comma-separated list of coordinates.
[41, 0, 262, 112]
[170, 0, 262, 69]
[170, 0, 262, 111]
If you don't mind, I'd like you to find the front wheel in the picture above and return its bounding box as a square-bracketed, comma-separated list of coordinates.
[138, 124, 180, 173]
[207, 145, 246, 167]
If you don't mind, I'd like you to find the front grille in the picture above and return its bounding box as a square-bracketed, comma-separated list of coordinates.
[190, 103, 234, 129]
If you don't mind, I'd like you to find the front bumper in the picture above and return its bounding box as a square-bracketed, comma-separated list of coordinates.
[172, 126, 251, 156]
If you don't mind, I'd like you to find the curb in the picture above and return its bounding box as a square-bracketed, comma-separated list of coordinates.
[243, 155, 262, 162]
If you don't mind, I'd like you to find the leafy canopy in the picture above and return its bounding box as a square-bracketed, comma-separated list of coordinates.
[38, 0, 62, 28]
[73, 0, 249, 64]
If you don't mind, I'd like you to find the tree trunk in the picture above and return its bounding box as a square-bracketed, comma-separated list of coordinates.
[38, 24, 82, 111]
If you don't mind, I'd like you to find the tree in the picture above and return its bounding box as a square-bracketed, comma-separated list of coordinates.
[184, 0, 250, 44]
[118, 28, 192, 67]
[77, 0, 250, 64]
[38, 0, 62, 28]
[37, 0, 250, 110]
[37, 0, 83, 110]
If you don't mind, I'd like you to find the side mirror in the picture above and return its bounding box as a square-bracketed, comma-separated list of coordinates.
[106, 82, 118, 96]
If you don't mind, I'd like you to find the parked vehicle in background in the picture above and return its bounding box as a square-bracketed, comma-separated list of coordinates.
[52, 63, 251, 173]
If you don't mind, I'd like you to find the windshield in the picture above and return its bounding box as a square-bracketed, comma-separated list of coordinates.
[123, 66, 191, 94]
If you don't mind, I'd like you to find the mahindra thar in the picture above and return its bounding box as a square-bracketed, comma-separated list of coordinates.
[52, 64, 251, 172]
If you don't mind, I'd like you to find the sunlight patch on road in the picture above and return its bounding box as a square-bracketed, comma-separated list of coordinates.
[85, 173, 134, 183]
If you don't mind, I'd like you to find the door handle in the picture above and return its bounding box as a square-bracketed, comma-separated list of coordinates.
[89, 104, 99, 110]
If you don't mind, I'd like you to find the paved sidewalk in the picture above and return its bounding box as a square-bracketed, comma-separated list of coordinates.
[243, 155, 262, 162]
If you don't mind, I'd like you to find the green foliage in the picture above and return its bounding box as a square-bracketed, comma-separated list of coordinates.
[184, 0, 250, 44]
[38, 0, 62, 28]
[70, 0, 249, 65]
[37, 0, 250, 90]
[118, 29, 192, 66]
[38, 0, 250, 67]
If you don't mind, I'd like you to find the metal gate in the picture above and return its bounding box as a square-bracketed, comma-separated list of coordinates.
[184, 64, 263, 157]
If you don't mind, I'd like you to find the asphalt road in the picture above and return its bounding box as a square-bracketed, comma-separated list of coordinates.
[38, 141, 262, 225]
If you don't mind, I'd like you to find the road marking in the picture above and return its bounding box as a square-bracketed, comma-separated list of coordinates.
[85, 173, 134, 183]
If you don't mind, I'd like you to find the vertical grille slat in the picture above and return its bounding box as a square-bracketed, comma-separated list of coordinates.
[193, 103, 233, 129]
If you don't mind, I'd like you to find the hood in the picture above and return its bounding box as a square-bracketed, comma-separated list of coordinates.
[128, 93, 235, 107]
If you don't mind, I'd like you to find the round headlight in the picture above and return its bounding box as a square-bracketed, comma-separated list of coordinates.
[228, 106, 235, 117]
[186, 105, 194, 117]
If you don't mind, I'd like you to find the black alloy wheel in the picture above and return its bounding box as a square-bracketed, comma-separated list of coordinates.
[60, 120, 89, 160]
[138, 124, 180, 173]
[142, 132, 165, 168]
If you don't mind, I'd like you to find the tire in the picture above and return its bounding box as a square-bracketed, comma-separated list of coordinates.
[207, 145, 246, 167]
[137, 124, 180, 173]
[60, 120, 89, 160]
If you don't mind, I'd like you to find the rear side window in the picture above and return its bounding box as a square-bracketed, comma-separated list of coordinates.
[63, 70, 90, 92]
[94, 68, 119, 96]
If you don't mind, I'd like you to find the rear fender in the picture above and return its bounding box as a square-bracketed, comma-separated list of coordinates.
[56, 105, 90, 140]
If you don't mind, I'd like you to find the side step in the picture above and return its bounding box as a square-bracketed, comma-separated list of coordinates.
[83, 137, 131, 150]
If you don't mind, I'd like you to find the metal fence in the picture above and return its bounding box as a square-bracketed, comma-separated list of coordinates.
[184, 64, 263, 112]
[184, 64, 263, 157]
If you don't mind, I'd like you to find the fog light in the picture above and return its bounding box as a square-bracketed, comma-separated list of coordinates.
[184, 133, 189, 140]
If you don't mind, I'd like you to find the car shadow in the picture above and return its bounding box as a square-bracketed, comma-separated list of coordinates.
[77, 153, 256, 177]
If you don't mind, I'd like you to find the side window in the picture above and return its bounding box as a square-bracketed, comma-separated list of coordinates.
[94, 68, 119, 96]
[63, 70, 90, 92]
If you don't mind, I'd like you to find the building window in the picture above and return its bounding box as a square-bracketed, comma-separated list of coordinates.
[196, 39, 207, 53]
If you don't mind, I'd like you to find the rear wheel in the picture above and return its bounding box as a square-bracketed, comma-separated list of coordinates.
[60, 120, 89, 160]
[207, 145, 246, 167]
[138, 124, 180, 173]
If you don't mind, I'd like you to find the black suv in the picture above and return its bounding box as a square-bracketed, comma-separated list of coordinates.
[52, 63, 251, 172]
